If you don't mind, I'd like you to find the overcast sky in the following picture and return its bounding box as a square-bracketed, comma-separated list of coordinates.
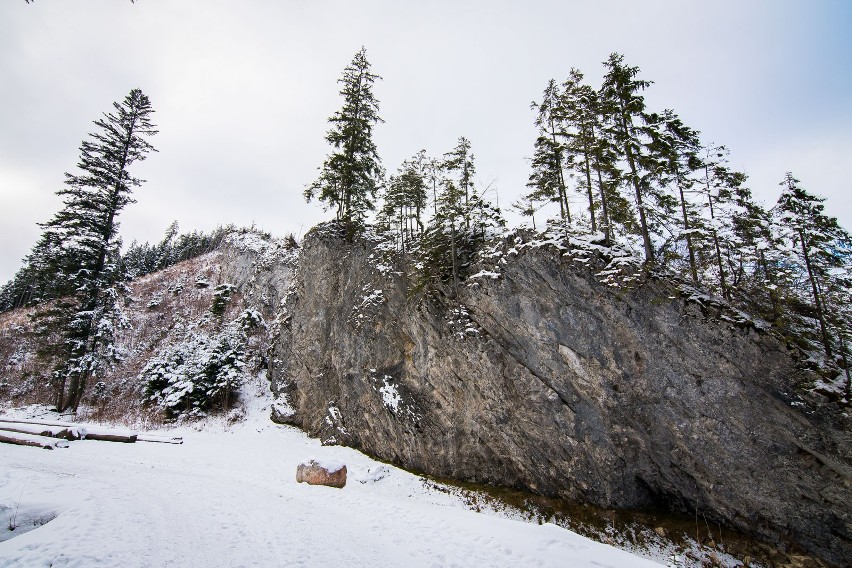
[1, 0, 851, 284]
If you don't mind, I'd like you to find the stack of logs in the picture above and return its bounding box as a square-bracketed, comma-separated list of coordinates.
[0, 417, 183, 449]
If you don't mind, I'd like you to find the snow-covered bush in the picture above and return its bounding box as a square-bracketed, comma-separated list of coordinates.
[141, 310, 261, 420]
[210, 283, 235, 319]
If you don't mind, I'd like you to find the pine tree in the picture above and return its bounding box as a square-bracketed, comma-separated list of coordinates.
[305, 47, 384, 232]
[600, 53, 658, 262]
[692, 145, 750, 299]
[528, 80, 571, 222]
[724, 183, 780, 315]
[424, 156, 443, 217]
[651, 110, 705, 285]
[561, 69, 600, 234]
[29, 89, 157, 412]
[442, 137, 477, 229]
[526, 134, 568, 222]
[511, 194, 544, 230]
[418, 139, 504, 296]
[775, 173, 851, 358]
[379, 152, 428, 252]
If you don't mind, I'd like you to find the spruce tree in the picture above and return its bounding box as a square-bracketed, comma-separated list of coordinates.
[379, 152, 428, 252]
[442, 137, 476, 229]
[561, 69, 598, 234]
[600, 53, 657, 261]
[726, 183, 779, 314]
[418, 138, 504, 296]
[651, 110, 705, 285]
[526, 134, 568, 223]
[694, 145, 750, 299]
[29, 88, 157, 412]
[305, 47, 384, 231]
[775, 173, 851, 358]
[528, 80, 570, 222]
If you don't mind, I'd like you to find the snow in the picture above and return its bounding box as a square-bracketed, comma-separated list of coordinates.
[378, 376, 402, 412]
[0, 390, 664, 568]
[813, 372, 849, 398]
[469, 270, 501, 280]
[349, 286, 386, 328]
[301, 456, 346, 473]
[271, 393, 296, 419]
[223, 231, 271, 254]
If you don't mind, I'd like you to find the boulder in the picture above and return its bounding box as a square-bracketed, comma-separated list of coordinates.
[296, 458, 347, 488]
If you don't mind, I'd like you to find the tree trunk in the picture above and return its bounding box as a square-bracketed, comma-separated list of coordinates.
[799, 230, 832, 358]
[0, 430, 68, 450]
[677, 176, 698, 286]
[549, 118, 570, 224]
[450, 219, 459, 299]
[704, 170, 729, 299]
[594, 159, 611, 245]
[618, 108, 653, 261]
[582, 138, 597, 233]
[837, 337, 852, 405]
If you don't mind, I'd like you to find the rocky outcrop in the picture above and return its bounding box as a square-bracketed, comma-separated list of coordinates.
[270, 227, 851, 565]
[219, 232, 298, 318]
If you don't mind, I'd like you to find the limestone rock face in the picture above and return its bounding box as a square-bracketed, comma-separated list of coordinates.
[219, 232, 297, 319]
[296, 459, 347, 488]
[269, 227, 851, 565]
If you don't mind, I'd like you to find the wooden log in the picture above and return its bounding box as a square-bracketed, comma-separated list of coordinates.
[0, 422, 84, 440]
[0, 430, 69, 450]
[0, 418, 136, 443]
[82, 427, 138, 443]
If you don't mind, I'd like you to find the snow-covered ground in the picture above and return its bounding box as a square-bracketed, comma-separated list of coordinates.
[0, 391, 665, 568]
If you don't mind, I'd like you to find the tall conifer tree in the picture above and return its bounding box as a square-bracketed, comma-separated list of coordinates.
[528, 80, 570, 222]
[305, 47, 384, 231]
[600, 53, 657, 261]
[27, 89, 157, 412]
[775, 174, 851, 358]
[652, 110, 705, 285]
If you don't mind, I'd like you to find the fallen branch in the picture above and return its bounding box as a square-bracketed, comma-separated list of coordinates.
[0, 430, 69, 450]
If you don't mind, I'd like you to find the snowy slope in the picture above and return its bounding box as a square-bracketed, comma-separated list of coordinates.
[0, 388, 665, 568]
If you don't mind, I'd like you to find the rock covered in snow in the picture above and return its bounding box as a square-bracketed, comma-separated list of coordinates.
[296, 458, 347, 488]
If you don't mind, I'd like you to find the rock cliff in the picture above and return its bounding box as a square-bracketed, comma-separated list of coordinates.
[270, 226, 851, 565]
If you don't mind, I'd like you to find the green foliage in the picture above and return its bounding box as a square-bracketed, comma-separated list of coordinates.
[415, 138, 505, 295]
[527, 79, 570, 222]
[773, 174, 852, 358]
[210, 283, 235, 319]
[520, 55, 850, 382]
[378, 151, 428, 252]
